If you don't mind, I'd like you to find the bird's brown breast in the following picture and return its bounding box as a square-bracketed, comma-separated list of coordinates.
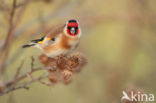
[43, 33, 79, 54]
[59, 34, 79, 49]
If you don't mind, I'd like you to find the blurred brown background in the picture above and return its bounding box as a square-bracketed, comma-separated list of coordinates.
[0, 0, 156, 103]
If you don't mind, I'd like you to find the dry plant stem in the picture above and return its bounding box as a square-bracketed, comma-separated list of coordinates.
[31, 56, 35, 69]
[0, 0, 17, 74]
[0, 56, 48, 96]
[5, 67, 44, 88]
[0, 73, 48, 96]
[0, 0, 29, 74]
[13, 59, 25, 79]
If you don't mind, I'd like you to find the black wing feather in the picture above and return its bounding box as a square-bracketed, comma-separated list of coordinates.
[31, 36, 45, 43]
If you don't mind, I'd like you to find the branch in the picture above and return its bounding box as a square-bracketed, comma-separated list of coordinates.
[0, 57, 48, 96]
[0, 73, 48, 96]
[13, 59, 25, 79]
[5, 67, 44, 88]
[0, 0, 30, 74]
[0, 0, 17, 74]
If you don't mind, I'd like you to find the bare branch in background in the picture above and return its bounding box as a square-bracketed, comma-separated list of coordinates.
[0, 57, 47, 96]
[0, 0, 17, 74]
[0, 0, 29, 74]
[0, 73, 48, 96]
[30, 56, 35, 70]
[13, 59, 25, 79]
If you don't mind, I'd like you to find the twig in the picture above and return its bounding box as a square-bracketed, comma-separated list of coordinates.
[0, 56, 48, 96]
[37, 72, 52, 86]
[0, 0, 30, 74]
[0, 0, 17, 74]
[0, 73, 48, 96]
[31, 56, 35, 70]
[5, 67, 44, 87]
[14, 59, 25, 79]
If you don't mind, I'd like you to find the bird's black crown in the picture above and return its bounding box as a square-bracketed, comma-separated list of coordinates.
[68, 19, 77, 23]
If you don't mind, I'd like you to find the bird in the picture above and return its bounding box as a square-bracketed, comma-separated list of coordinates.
[22, 19, 81, 58]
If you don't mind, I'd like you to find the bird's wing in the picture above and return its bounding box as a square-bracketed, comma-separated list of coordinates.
[31, 36, 45, 43]
[30, 24, 65, 44]
[46, 24, 65, 39]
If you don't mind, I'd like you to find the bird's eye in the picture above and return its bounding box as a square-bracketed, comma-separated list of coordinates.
[75, 27, 78, 29]
[67, 26, 71, 29]
[51, 38, 55, 41]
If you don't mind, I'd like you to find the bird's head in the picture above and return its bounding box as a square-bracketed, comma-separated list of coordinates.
[64, 19, 81, 38]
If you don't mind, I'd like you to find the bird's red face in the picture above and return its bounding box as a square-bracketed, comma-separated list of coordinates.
[66, 20, 79, 36]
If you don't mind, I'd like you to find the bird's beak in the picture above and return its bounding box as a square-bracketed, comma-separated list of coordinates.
[70, 27, 75, 34]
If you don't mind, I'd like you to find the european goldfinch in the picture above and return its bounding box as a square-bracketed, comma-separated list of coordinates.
[23, 19, 81, 58]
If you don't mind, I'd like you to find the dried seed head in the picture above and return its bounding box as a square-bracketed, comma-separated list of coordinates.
[38, 52, 87, 84]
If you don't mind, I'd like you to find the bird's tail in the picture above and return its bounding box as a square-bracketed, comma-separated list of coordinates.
[22, 43, 36, 48]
